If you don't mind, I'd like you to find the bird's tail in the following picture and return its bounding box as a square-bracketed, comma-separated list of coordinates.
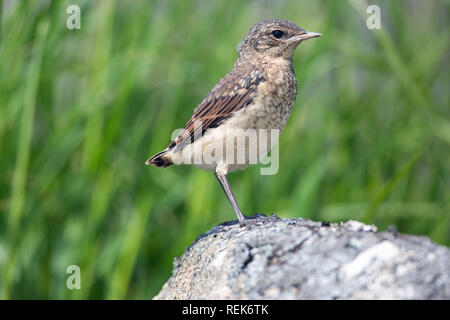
[145, 149, 173, 167]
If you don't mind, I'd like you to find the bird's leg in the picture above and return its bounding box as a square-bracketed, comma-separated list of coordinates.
[214, 173, 246, 226]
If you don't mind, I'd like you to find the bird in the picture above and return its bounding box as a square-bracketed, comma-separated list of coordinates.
[146, 18, 321, 226]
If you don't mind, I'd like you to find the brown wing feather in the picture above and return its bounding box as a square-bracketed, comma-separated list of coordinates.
[173, 69, 265, 148]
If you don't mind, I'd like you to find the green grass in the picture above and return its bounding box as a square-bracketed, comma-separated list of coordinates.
[0, 0, 449, 299]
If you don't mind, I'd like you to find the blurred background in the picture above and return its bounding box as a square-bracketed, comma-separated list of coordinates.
[0, 0, 448, 299]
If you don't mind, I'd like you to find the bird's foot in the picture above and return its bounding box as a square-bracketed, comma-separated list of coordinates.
[237, 213, 269, 228]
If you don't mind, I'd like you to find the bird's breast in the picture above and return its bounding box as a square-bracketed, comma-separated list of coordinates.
[233, 65, 297, 132]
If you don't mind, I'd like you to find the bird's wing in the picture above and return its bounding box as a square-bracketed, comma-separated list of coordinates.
[171, 68, 265, 148]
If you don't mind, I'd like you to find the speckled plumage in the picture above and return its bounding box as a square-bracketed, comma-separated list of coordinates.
[146, 19, 321, 225]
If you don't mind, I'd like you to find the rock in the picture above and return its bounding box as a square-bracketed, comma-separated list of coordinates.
[154, 214, 450, 299]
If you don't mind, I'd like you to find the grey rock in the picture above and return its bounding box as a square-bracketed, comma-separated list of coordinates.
[154, 214, 450, 299]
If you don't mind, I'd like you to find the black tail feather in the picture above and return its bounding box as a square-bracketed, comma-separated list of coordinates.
[145, 149, 173, 167]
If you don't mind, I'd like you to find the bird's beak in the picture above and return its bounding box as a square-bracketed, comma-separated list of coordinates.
[288, 31, 322, 43]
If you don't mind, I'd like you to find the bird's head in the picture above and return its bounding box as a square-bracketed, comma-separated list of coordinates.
[237, 18, 322, 62]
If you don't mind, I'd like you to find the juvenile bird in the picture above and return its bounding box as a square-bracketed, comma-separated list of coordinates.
[146, 18, 321, 226]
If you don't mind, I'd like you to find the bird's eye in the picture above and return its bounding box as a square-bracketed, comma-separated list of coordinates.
[272, 30, 284, 39]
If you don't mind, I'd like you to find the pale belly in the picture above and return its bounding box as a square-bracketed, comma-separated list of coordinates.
[168, 94, 294, 174]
